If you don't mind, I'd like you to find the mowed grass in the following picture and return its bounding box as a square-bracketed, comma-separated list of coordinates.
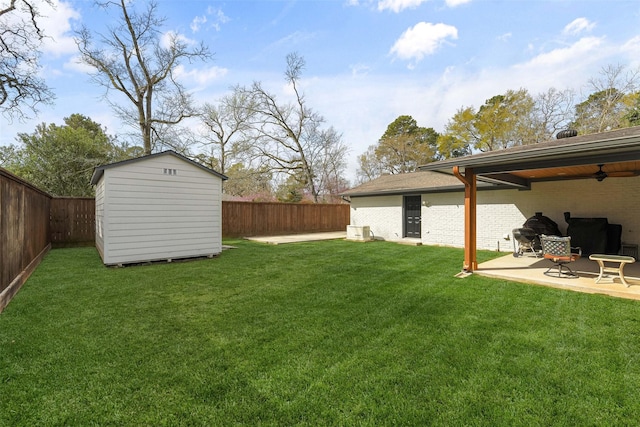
[2, 240, 640, 425]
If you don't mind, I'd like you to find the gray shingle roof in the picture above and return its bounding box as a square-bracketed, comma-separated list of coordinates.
[342, 171, 467, 197]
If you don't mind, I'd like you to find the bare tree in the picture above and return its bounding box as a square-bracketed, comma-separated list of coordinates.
[240, 53, 348, 203]
[303, 123, 349, 202]
[199, 91, 256, 174]
[75, 0, 211, 154]
[0, 0, 54, 118]
[356, 145, 384, 184]
[531, 87, 575, 141]
[573, 64, 640, 134]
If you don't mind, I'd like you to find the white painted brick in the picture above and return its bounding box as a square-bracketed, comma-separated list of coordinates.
[350, 176, 640, 252]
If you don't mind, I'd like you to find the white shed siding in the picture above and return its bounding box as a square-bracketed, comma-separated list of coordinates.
[351, 175, 640, 252]
[100, 154, 222, 265]
[95, 177, 106, 258]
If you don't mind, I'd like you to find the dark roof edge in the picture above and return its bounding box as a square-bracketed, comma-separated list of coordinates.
[91, 150, 228, 185]
[418, 127, 640, 171]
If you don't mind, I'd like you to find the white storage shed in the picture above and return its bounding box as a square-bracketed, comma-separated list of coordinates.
[90, 151, 228, 266]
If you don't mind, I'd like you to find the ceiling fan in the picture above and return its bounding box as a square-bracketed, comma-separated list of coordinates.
[594, 164, 607, 181]
[593, 164, 639, 182]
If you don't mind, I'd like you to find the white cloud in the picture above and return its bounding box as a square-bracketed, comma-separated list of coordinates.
[40, 0, 81, 57]
[63, 55, 96, 74]
[563, 17, 596, 36]
[497, 32, 512, 42]
[377, 0, 469, 11]
[618, 36, 640, 69]
[390, 22, 458, 63]
[516, 36, 604, 69]
[191, 15, 207, 33]
[190, 7, 229, 33]
[174, 65, 229, 88]
[377, 0, 429, 13]
[621, 35, 640, 55]
[445, 0, 471, 6]
[207, 7, 230, 31]
[161, 30, 198, 49]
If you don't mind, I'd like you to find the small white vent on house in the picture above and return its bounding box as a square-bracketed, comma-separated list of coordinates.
[347, 225, 372, 241]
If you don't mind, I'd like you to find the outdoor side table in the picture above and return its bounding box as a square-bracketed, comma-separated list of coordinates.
[589, 254, 636, 287]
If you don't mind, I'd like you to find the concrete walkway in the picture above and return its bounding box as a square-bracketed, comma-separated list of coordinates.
[245, 231, 346, 245]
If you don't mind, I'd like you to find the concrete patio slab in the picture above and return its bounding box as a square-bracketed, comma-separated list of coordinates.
[475, 253, 640, 300]
[245, 231, 347, 245]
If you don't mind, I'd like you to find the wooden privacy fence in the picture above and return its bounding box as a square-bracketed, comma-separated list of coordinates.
[222, 201, 350, 237]
[0, 169, 51, 313]
[45, 199, 350, 240]
[50, 198, 96, 246]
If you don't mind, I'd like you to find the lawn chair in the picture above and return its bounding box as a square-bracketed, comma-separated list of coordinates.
[540, 234, 582, 278]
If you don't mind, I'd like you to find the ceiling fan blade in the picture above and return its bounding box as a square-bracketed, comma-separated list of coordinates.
[607, 171, 640, 177]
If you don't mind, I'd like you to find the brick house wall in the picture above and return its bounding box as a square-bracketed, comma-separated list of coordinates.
[350, 195, 404, 241]
[349, 176, 640, 252]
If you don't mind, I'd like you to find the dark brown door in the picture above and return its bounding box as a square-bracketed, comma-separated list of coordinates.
[404, 196, 421, 238]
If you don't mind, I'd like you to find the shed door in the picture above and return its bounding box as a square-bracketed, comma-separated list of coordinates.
[404, 196, 421, 238]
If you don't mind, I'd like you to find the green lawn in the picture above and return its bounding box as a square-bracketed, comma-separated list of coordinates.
[2, 240, 640, 426]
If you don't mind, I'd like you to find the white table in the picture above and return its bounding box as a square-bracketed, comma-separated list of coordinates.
[589, 254, 636, 287]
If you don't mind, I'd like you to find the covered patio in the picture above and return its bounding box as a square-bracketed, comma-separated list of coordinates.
[418, 126, 640, 299]
[476, 253, 640, 300]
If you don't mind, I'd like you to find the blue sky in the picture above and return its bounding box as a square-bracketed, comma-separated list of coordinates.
[2, 0, 640, 182]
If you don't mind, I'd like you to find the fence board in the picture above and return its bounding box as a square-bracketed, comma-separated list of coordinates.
[50, 198, 96, 246]
[222, 201, 349, 237]
[0, 168, 51, 313]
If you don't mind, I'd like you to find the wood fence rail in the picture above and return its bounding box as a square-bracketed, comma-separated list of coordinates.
[222, 201, 350, 237]
[50, 198, 96, 246]
[0, 169, 51, 313]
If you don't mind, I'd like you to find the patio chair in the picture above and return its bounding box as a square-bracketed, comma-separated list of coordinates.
[512, 228, 540, 257]
[540, 234, 582, 278]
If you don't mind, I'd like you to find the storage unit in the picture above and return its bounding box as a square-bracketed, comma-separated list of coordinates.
[90, 151, 227, 266]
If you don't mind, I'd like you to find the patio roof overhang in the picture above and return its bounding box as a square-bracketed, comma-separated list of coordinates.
[417, 126, 640, 273]
[419, 126, 640, 187]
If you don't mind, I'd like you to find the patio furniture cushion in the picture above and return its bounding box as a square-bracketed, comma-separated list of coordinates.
[540, 234, 582, 278]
